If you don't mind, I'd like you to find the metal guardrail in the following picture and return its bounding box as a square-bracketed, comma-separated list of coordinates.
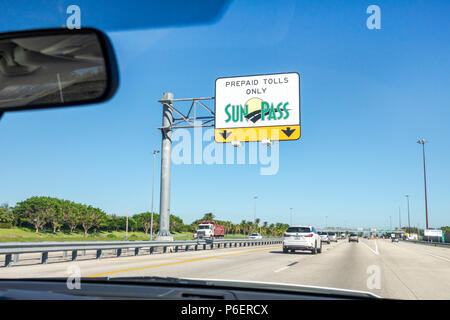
[0, 238, 282, 267]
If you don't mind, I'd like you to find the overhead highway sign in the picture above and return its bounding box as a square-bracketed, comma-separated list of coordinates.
[215, 72, 300, 142]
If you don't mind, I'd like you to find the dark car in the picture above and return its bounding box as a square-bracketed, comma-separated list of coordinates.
[349, 233, 359, 243]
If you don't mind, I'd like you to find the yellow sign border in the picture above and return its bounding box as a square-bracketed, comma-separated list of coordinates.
[214, 125, 301, 143]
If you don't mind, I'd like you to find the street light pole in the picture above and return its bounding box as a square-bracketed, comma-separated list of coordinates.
[125, 208, 129, 241]
[289, 208, 293, 225]
[157, 92, 174, 238]
[398, 207, 401, 230]
[405, 195, 411, 232]
[253, 196, 258, 229]
[150, 150, 160, 240]
[417, 139, 429, 229]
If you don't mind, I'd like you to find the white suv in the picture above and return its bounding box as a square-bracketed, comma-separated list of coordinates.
[282, 226, 322, 254]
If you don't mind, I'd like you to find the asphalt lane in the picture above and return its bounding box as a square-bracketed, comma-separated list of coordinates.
[0, 239, 448, 299]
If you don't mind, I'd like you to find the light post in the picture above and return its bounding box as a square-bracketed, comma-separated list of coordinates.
[150, 150, 160, 240]
[253, 196, 258, 229]
[417, 139, 429, 229]
[405, 195, 411, 233]
[125, 208, 129, 241]
[289, 208, 293, 225]
[398, 207, 401, 230]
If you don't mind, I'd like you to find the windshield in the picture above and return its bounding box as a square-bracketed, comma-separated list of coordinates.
[0, 0, 449, 302]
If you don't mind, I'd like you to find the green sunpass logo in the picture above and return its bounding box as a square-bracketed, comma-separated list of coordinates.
[224, 97, 290, 123]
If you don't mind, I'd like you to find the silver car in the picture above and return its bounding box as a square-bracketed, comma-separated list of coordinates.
[318, 231, 330, 244]
[328, 232, 338, 242]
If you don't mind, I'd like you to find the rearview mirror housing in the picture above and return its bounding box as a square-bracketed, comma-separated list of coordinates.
[0, 28, 119, 114]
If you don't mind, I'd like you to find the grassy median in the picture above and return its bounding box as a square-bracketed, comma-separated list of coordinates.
[0, 228, 249, 242]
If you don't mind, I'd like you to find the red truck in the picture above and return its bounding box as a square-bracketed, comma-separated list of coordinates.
[193, 221, 225, 239]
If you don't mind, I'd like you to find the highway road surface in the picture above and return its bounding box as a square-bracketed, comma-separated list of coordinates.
[0, 238, 449, 299]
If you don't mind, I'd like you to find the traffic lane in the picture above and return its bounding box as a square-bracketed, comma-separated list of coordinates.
[398, 240, 450, 260]
[375, 239, 450, 299]
[266, 238, 416, 299]
[3, 239, 447, 299]
[0, 244, 281, 279]
[89, 240, 345, 280]
[270, 237, 449, 299]
[0, 239, 408, 299]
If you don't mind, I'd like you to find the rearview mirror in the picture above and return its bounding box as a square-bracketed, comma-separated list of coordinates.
[0, 28, 118, 114]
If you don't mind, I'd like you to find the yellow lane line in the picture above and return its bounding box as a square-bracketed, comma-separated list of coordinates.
[86, 246, 277, 278]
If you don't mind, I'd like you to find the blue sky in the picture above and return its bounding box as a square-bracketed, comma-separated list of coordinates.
[1, 0, 449, 229]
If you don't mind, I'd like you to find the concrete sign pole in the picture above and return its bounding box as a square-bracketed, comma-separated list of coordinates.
[157, 92, 174, 239]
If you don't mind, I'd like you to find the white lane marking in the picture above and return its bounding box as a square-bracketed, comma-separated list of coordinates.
[361, 240, 379, 255]
[274, 266, 289, 273]
[274, 266, 289, 272]
[426, 253, 450, 262]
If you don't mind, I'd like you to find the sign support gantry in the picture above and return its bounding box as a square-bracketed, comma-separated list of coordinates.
[155, 93, 215, 240]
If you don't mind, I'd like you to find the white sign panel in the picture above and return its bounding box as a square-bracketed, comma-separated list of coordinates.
[424, 229, 443, 237]
[214, 72, 300, 142]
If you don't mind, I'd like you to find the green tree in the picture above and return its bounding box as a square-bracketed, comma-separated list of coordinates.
[133, 212, 153, 234]
[202, 212, 215, 221]
[262, 221, 268, 236]
[62, 200, 80, 234]
[108, 214, 124, 231]
[13, 196, 55, 233]
[47, 198, 64, 233]
[0, 207, 14, 223]
[78, 205, 105, 236]
[151, 213, 160, 235]
[170, 215, 184, 233]
[254, 218, 261, 233]
[240, 220, 248, 235]
[128, 217, 138, 232]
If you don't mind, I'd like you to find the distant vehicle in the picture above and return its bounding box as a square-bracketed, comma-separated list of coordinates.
[282, 226, 322, 254]
[318, 231, 331, 244]
[249, 233, 262, 240]
[340, 234, 346, 239]
[193, 221, 225, 239]
[349, 233, 359, 243]
[328, 232, 338, 242]
[391, 237, 399, 242]
[407, 233, 419, 240]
